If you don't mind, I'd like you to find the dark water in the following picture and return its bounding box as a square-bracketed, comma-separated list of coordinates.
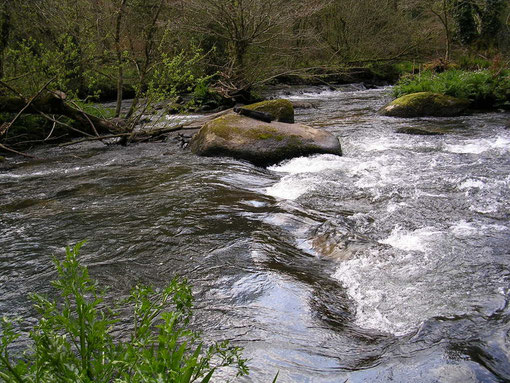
[1, 86, 510, 382]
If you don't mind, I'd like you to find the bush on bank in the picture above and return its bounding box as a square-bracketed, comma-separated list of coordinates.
[393, 69, 510, 109]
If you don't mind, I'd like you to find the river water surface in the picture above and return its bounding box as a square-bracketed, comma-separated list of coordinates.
[1, 86, 510, 382]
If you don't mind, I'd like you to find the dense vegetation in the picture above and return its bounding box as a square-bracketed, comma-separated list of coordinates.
[0, 242, 248, 382]
[394, 68, 510, 108]
[1, 1, 508, 101]
[0, 0, 508, 150]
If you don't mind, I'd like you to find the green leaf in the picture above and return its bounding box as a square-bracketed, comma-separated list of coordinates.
[200, 368, 216, 383]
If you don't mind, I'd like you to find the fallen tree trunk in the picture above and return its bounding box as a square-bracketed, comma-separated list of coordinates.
[0, 92, 125, 136]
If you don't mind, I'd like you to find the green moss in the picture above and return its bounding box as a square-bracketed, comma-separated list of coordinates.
[382, 92, 469, 117]
[393, 92, 468, 108]
[206, 114, 286, 141]
[206, 115, 242, 140]
[246, 127, 284, 141]
[244, 99, 294, 123]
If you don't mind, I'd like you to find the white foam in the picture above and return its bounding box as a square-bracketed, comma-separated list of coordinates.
[283, 90, 340, 100]
[266, 175, 314, 200]
[0, 169, 59, 179]
[268, 154, 344, 174]
[450, 221, 509, 238]
[450, 221, 478, 237]
[445, 137, 510, 154]
[380, 226, 441, 252]
[267, 153, 408, 202]
[333, 252, 418, 335]
[266, 155, 348, 200]
[458, 178, 485, 190]
[361, 137, 395, 152]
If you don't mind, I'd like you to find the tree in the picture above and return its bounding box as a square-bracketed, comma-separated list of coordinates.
[307, 0, 430, 63]
[184, 0, 325, 99]
[430, 0, 454, 62]
[452, 0, 478, 45]
[0, 0, 11, 79]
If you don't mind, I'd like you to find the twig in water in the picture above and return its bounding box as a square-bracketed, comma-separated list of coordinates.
[59, 133, 131, 147]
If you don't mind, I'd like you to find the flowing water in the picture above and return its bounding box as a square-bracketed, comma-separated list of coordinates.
[1, 86, 510, 382]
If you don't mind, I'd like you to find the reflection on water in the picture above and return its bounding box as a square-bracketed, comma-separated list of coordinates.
[1, 86, 510, 382]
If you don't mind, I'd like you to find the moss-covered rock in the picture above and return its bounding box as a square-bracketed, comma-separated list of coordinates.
[244, 99, 295, 123]
[380, 92, 469, 118]
[190, 113, 341, 167]
[0, 156, 5, 162]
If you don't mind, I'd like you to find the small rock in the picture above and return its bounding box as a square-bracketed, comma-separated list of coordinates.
[243, 99, 295, 123]
[292, 101, 318, 109]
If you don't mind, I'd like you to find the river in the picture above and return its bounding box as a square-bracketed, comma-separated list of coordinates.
[1, 86, 509, 382]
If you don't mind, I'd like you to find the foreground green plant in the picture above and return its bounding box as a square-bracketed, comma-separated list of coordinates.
[0, 242, 248, 382]
[393, 69, 510, 109]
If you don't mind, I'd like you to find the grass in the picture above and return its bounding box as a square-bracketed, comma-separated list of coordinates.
[0, 242, 249, 383]
[393, 69, 510, 109]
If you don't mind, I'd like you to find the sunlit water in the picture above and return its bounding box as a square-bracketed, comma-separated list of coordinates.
[1, 85, 510, 382]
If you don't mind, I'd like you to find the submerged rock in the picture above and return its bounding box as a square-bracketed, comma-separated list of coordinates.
[381, 92, 469, 118]
[190, 113, 341, 167]
[396, 126, 449, 135]
[292, 101, 319, 109]
[243, 99, 295, 123]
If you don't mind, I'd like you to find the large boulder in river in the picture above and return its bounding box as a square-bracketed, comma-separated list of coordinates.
[190, 113, 342, 167]
[243, 99, 295, 123]
[380, 92, 469, 118]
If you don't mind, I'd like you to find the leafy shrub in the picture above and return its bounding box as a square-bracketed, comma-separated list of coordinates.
[147, 48, 215, 102]
[4, 35, 99, 98]
[393, 69, 510, 108]
[0, 242, 248, 383]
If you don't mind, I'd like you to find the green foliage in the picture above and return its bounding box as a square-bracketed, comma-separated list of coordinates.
[147, 49, 215, 103]
[451, 0, 478, 45]
[450, 0, 508, 48]
[455, 55, 492, 70]
[393, 69, 510, 108]
[4, 35, 99, 97]
[392, 62, 418, 76]
[0, 242, 248, 383]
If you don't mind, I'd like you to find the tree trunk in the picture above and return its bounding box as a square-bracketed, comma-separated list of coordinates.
[115, 0, 128, 117]
[442, 0, 451, 62]
[0, 2, 11, 79]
